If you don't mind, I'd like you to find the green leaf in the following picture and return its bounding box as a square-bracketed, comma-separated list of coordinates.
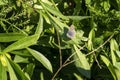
[100, 0, 110, 12]
[67, 16, 91, 21]
[87, 28, 95, 50]
[40, 72, 44, 80]
[40, 2, 69, 20]
[114, 67, 120, 80]
[48, 13, 68, 33]
[73, 45, 91, 78]
[74, 73, 83, 80]
[7, 57, 29, 80]
[0, 61, 7, 80]
[24, 63, 35, 78]
[110, 39, 119, 51]
[110, 39, 119, 65]
[41, 11, 50, 24]
[114, 63, 120, 80]
[114, 62, 120, 71]
[3, 34, 38, 53]
[14, 55, 29, 63]
[100, 55, 117, 80]
[0, 0, 8, 5]
[10, 49, 31, 57]
[35, 12, 43, 39]
[115, 50, 120, 59]
[4, 55, 18, 80]
[0, 33, 27, 42]
[85, 0, 91, 5]
[27, 48, 53, 73]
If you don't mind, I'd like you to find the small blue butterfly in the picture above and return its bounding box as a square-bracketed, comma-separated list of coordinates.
[67, 25, 76, 39]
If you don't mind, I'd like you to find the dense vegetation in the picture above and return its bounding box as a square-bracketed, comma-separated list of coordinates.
[0, 0, 120, 80]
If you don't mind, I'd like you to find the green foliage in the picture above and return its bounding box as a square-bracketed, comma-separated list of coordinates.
[0, 0, 120, 80]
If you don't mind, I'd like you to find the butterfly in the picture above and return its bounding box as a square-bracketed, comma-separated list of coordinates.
[66, 25, 76, 39]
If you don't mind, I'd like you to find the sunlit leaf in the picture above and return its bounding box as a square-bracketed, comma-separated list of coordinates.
[73, 45, 91, 78]
[0, 0, 8, 5]
[87, 28, 95, 50]
[67, 16, 91, 21]
[8, 57, 30, 80]
[35, 12, 43, 39]
[114, 67, 120, 80]
[74, 73, 83, 80]
[14, 55, 29, 63]
[110, 39, 119, 65]
[40, 72, 44, 80]
[114, 62, 120, 79]
[3, 34, 39, 53]
[27, 48, 53, 72]
[100, 0, 110, 12]
[41, 11, 50, 24]
[0, 61, 7, 80]
[0, 33, 27, 42]
[110, 39, 119, 51]
[24, 63, 35, 78]
[10, 50, 31, 57]
[85, 0, 91, 5]
[4, 55, 18, 80]
[40, 1, 69, 20]
[115, 50, 120, 59]
[100, 55, 117, 80]
[48, 13, 68, 33]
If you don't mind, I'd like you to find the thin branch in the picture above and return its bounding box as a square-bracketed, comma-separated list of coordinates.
[86, 32, 115, 56]
[64, 53, 75, 64]
[63, 59, 78, 67]
[93, 53, 102, 69]
[56, 31, 62, 67]
[51, 44, 86, 80]
[78, 44, 86, 50]
[51, 54, 77, 80]
[51, 66, 63, 80]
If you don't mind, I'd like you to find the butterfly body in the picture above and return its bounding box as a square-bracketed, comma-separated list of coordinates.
[67, 25, 76, 39]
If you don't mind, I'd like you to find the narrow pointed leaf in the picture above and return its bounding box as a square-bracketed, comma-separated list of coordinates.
[100, 55, 117, 80]
[110, 39, 119, 65]
[7, 57, 29, 80]
[48, 13, 68, 31]
[35, 12, 43, 39]
[24, 63, 35, 78]
[41, 2, 69, 20]
[3, 34, 38, 53]
[40, 72, 44, 80]
[14, 55, 29, 63]
[87, 29, 95, 50]
[27, 48, 53, 72]
[0, 61, 7, 80]
[110, 39, 119, 51]
[67, 16, 91, 21]
[4, 56, 18, 80]
[0, 33, 27, 42]
[74, 73, 83, 80]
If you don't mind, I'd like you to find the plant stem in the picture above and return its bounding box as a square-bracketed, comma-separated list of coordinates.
[51, 66, 63, 80]
[86, 32, 115, 56]
[51, 45, 85, 80]
[56, 31, 62, 67]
